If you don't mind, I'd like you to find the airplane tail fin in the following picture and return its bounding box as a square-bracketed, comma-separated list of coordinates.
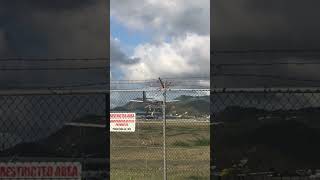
[143, 91, 146, 102]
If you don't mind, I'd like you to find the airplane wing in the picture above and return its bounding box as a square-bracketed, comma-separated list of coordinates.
[129, 98, 179, 103]
[148, 99, 180, 103]
[166, 100, 180, 102]
[64, 122, 105, 128]
[130, 99, 144, 103]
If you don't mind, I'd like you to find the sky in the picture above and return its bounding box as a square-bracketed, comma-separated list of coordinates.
[1, 1, 320, 88]
[0, 0, 109, 89]
[110, 0, 210, 88]
[212, 0, 320, 88]
[0, 0, 111, 148]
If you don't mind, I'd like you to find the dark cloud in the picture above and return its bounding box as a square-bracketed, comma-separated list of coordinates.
[0, 0, 109, 88]
[212, 0, 320, 88]
[110, 38, 139, 65]
[0, 0, 96, 11]
[213, 0, 320, 50]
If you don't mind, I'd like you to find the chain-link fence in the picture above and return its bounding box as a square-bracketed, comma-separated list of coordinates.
[211, 88, 320, 179]
[213, 173, 320, 180]
[0, 89, 108, 179]
[110, 89, 210, 180]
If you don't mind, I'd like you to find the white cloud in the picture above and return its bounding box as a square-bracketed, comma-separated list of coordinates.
[122, 33, 210, 81]
[111, 0, 210, 88]
[111, 0, 210, 37]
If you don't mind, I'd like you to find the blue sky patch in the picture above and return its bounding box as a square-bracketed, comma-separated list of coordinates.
[111, 17, 152, 55]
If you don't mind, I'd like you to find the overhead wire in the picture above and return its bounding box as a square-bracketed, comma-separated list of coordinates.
[213, 62, 320, 67]
[213, 73, 320, 83]
[212, 49, 320, 54]
[0, 58, 109, 71]
[0, 66, 108, 71]
[2, 82, 109, 90]
[0, 58, 109, 62]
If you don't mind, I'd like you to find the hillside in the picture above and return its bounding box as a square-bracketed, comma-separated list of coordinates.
[213, 106, 320, 172]
[1, 115, 107, 158]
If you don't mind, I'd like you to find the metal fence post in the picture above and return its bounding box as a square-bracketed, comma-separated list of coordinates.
[162, 86, 167, 180]
[159, 77, 168, 180]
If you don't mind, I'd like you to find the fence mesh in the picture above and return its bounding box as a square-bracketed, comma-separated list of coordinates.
[3, 88, 319, 179]
[0, 90, 108, 179]
[211, 89, 320, 180]
[110, 89, 210, 180]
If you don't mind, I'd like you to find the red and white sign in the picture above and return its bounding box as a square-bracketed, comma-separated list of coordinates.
[110, 113, 136, 132]
[0, 162, 81, 179]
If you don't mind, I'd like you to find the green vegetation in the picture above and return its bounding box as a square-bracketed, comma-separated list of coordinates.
[192, 137, 210, 147]
[110, 121, 210, 179]
[173, 140, 191, 147]
[172, 136, 210, 147]
[111, 169, 209, 180]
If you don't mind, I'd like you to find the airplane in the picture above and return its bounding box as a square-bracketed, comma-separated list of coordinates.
[129, 91, 179, 119]
[130, 91, 180, 103]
